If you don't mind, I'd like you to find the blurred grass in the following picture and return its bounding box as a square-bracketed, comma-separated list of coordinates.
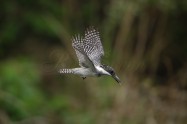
[0, 0, 187, 124]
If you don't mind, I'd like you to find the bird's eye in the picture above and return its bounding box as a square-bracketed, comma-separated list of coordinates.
[110, 70, 114, 74]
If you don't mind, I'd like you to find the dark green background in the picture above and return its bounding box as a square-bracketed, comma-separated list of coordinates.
[0, 0, 187, 124]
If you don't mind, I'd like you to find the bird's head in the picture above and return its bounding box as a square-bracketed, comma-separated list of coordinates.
[100, 64, 121, 83]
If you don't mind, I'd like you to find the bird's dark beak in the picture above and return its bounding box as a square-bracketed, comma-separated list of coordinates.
[112, 74, 121, 83]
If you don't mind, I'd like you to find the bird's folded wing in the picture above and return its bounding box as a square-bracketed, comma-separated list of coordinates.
[72, 35, 96, 71]
[84, 27, 104, 66]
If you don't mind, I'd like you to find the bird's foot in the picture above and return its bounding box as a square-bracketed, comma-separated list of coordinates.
[82, 77, 86, 80]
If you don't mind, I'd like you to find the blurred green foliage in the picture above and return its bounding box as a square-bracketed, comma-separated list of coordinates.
[0, 58, 42, 120]
[0, 0, 187, 124]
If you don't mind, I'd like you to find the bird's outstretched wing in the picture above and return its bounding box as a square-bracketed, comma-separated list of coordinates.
[84, 27, 104, 66]
[72, 35, 96, 71]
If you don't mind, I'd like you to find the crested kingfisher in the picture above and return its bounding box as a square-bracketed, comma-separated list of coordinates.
[59, 27, 121, 83]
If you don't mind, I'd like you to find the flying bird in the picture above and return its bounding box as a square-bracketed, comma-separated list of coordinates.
[59, 27, 121, 83]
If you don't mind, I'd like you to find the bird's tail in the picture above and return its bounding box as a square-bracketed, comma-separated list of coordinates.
[59, 69, 74, 74]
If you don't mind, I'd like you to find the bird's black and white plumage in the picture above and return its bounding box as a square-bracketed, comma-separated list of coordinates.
[59, 27, 121, 83]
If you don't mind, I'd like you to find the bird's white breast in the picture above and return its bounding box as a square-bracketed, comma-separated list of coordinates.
[95, 66, 110, 75]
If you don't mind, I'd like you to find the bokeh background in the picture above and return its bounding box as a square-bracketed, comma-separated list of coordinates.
[0, 0, 187, 124]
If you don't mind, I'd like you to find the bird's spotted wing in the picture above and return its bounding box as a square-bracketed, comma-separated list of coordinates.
[84, 27, 104, 66]
[72, 35, 85, 67]
[72, 35, 96, 71]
